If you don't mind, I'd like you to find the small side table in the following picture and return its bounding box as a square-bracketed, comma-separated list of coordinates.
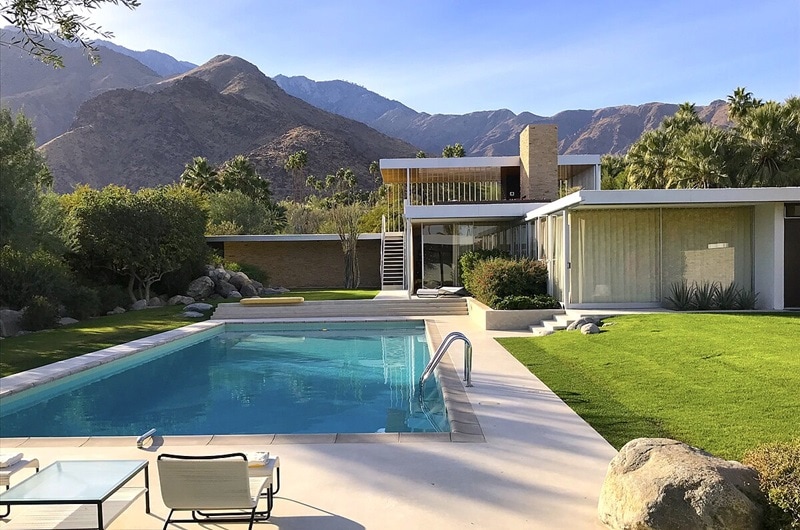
[0, 458, 40, 517]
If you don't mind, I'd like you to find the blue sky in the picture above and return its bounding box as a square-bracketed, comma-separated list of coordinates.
[88, 0, 799, 116]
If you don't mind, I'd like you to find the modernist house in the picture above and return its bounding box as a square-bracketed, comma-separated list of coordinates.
[379, 125, 800, 310]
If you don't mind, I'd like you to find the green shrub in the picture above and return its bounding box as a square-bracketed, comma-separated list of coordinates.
[62, 285, 101, 320]
[95, 283, 130, 312]
[0, 246, 73, 309]
[237, 262, 269, 285]
[744, 439, 800, 529]
[20, 295, 60, 331]
[465, 257, 549, 308]
[495, 294, 561, 310]
[458, 248, 512, 285]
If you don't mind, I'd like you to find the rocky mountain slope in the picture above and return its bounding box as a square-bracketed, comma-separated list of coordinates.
[0, 28, 168, 145]
[274, 75, 731, 155]
[40, 55, 419, 195]
[94, 39, 197, 76]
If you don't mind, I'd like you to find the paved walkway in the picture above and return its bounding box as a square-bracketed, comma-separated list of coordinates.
[0, 314, 617, 529]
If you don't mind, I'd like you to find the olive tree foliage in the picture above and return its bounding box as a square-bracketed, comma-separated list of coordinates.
[206, 190, 287, 235]
[0, 108, 52, 249]
[306, 168, 368, 288]
[64, 184, 208, 302]
[0, 0, 140, 67]
[614, 90, 800, 189]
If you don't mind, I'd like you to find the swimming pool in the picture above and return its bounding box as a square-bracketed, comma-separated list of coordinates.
[0, 322, 450, 437]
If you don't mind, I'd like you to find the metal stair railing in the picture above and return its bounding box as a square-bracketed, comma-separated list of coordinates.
[418, 331, 472, 401]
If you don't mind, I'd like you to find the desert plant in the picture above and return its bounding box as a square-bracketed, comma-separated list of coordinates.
[693, 281, 720, 310]
[495, 294, 561, 310]
[737, 288, 759, 309]
[744, 439, 800, 529]
[664, 280, 696, 310]
[20, 295, 60, 331]
[717, 281, 741, 310]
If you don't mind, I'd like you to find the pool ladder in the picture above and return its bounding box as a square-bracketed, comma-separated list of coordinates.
[418, 331, 472, 401]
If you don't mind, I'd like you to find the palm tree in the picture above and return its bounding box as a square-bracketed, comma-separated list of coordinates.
[625, 129, 675, 189]
[179, 157, 219, 193]
[735, 101, 800, 187]
[284, 150, 308, 201]
[219, 155, 273, 204]
[727, 87, 763, 122]
[670, 125, 735, 188]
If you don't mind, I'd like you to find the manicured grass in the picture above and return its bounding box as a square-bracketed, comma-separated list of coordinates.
[497, 313, 800, 460]
[284, 289, 379, 301]
[0, 289, 379, 377]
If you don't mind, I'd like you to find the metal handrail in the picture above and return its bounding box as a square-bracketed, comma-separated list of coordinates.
[419, 331, 472, 400]
[136, 428, 156, 448]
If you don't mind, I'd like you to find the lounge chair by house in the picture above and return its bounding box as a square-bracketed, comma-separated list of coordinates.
[157, 452, 277, 530]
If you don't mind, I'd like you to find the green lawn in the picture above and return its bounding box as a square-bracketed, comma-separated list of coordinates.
[497, 313, 800, 460]
[0, 289, 379, 377]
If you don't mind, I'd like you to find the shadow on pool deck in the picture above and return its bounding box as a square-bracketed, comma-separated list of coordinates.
[0, 315, 617, 529]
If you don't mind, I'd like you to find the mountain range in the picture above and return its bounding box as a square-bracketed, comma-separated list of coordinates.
[1, 31, 733, 194]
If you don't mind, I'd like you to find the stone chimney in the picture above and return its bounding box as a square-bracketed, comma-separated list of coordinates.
[520, 124, 558, 201]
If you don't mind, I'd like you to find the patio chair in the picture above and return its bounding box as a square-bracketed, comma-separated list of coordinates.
[157, 452, 275, 530]
[0, 454, 40, 517]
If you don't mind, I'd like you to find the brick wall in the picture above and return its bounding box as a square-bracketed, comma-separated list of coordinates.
[520, 124, 558, 201]
[224, 239, 381, 288]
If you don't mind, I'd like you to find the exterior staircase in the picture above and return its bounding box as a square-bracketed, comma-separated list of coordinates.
[211, 298, 468, 320]
[381, 232, 405, 290]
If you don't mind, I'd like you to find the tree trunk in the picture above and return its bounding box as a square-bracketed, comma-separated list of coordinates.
[127, 275, 136, 303]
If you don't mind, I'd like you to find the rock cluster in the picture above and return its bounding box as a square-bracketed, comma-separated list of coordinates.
[598, 438, 765, 530]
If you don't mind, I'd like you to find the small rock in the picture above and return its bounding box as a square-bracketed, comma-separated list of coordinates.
[227, 290, 242, 299]
[182, 311, 205, 318]
[58, 317, 79, 326]
[130, 299, 148, 311]
[239, 283, 258, 297]
[147, 297, 166, 307]
[184, 302, 213, 312]
[167, 295, 195, 306]
[107, 306, 126, 315]
[580, 323, 600, 334]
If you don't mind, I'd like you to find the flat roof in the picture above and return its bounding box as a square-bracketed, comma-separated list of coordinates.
[525, 187, 800, 219]
[206, 234, 382, 242]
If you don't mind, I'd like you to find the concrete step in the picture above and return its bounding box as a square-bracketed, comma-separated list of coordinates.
[211, 298, 469, 320]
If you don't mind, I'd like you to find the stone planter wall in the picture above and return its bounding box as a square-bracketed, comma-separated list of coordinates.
[467, 298, 564, 331]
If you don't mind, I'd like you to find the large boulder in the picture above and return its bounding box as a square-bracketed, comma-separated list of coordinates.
[184, 302, 213, 313]
[186, 276, 215, 300]
[147, 297, 166, 308]
[228, 271, 250, 290]
[130, 299, 148, 311]
[239, 283, 259, 298]
[215, 279, 236, 298]
[598, 438, 764, 530]
[581, 323, 600, 334]
[0, 309, 23, 337]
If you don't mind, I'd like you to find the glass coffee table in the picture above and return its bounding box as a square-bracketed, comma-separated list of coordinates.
[0, 460, 149, 530]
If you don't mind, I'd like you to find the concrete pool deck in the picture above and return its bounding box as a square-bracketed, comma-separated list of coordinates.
[0, 314, 617, 529]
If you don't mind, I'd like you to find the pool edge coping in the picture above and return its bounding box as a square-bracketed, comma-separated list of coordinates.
[0, 318, 485, 444]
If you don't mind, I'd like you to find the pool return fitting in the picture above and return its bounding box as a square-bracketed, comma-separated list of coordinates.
[418, 331, 472, 402]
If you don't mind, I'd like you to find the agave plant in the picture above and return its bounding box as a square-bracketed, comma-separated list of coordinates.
[665, 280, 696, 310]
[717, 282, 741, 310]
[693, 281, 721, 310]
[736, 289, 759, 310]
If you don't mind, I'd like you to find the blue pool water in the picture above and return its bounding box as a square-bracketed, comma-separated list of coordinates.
[0, 322, 449, 436]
